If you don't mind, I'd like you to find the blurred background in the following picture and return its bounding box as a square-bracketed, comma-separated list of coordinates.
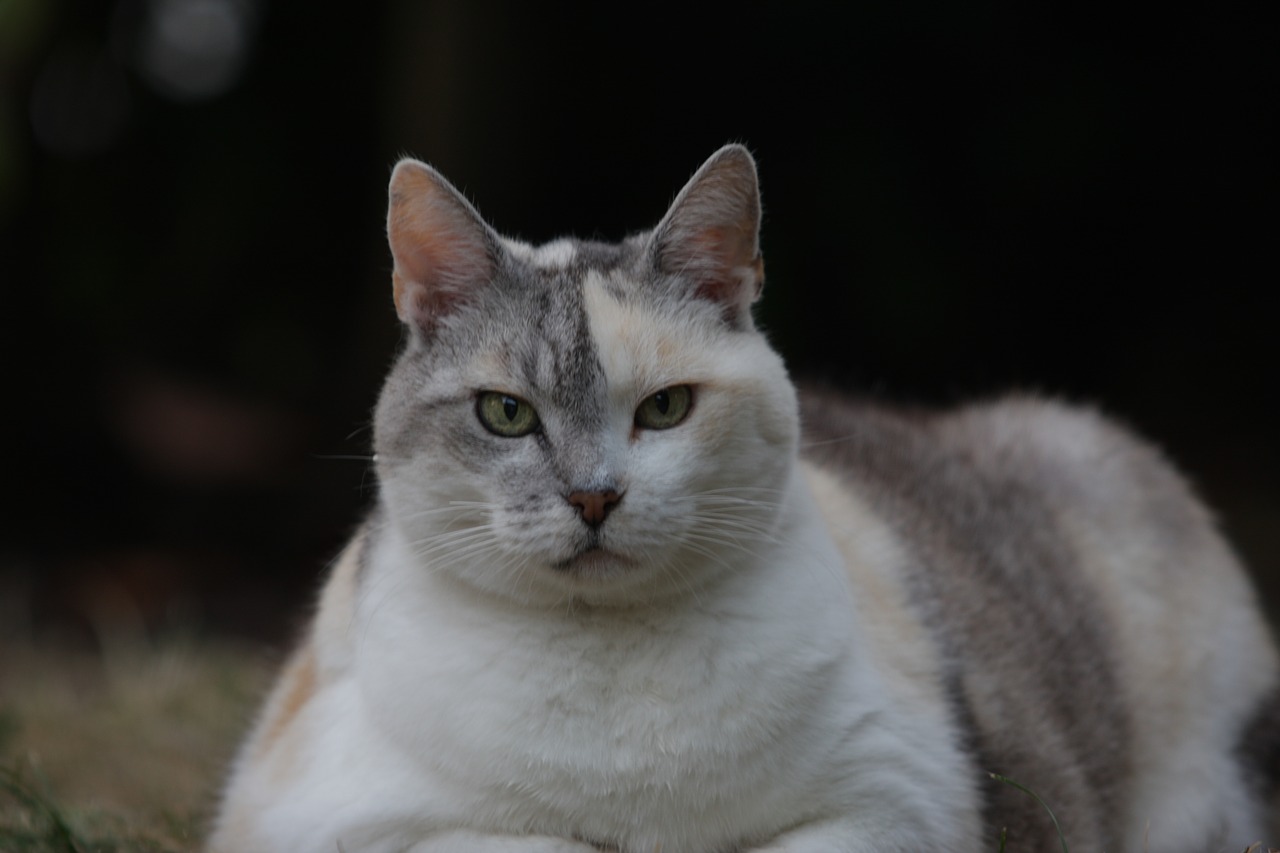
[2, 1, 1277, 645]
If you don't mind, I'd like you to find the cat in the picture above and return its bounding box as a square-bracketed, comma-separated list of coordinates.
[208, 144, 1280, 852]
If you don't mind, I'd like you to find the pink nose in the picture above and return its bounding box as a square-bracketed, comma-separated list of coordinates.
[567, 490, 623, 527]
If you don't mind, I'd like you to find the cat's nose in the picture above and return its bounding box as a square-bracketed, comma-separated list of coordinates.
[566, 489, 623, 528]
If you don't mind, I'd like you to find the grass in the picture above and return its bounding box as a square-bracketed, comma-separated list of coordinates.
[0, 633, 271, 852]
[0, 760, 187, 852]
[0, 630, 1275, 852]
[991, 772, 1069, 853]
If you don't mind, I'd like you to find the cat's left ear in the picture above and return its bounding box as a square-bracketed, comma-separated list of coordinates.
[650, 144, 764, 327]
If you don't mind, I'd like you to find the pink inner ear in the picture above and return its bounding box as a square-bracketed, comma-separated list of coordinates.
[387, 162, 493, 330]
[653, 146, 764, 320]
[661, 218, 764, 318]
[676, 226, 752, 301]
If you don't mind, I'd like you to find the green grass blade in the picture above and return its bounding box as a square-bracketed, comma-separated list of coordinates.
[0, 763, 83, 852]
[989, 772, 1069, 853]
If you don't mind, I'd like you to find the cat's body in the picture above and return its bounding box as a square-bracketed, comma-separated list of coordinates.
[210, 146, 1279, 852]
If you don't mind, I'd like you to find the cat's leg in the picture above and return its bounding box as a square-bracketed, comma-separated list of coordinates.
[405, 831, 601, 853]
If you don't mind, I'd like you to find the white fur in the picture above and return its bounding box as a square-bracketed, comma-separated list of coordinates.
[502, 237, 577, 269]
[212, 475, 983, 852]
[210, 280, 986, 852]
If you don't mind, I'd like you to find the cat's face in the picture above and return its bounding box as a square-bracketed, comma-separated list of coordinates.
[373, 146, 797, 606]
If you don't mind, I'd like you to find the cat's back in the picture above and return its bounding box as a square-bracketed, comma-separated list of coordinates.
[800, 387, 1280, 850]
[804, 387, 1195, 527]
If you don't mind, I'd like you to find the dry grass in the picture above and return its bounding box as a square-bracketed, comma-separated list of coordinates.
[1, 631, 1275, 852]
[0, 632, 272, 851]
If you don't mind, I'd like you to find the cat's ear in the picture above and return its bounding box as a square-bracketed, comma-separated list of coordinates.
[387, 158, 498, 332]
[650, 144, 764, 326]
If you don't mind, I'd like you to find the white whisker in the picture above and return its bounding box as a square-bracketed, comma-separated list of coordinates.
[798, 432, 867, 449]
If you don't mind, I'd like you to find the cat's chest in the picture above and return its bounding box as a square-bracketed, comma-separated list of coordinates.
[363, 592, 814, 756]
[349, 545, 860, 820]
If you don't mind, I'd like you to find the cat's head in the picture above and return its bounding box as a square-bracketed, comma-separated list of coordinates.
[373, 145, 799, 607]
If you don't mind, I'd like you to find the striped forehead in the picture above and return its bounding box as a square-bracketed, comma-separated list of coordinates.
[474, 253, 606, 432]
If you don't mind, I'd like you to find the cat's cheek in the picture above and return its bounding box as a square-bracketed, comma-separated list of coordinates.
[684, 418, 791, 495]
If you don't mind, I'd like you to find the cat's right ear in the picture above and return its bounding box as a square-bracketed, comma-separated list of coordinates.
[387, 159, 497, 333]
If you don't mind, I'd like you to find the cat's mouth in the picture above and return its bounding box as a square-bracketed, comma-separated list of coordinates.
[552, 546, 634, 577]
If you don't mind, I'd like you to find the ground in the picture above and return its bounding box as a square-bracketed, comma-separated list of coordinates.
[0, 632, 270, 852]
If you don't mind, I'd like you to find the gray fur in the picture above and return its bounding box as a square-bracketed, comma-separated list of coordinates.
[376, 247, 610, 491]
[800, 387, 1278, 850]
[799, 391, 1126, 848]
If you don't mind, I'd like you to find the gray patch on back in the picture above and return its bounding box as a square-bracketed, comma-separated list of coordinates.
[799, 388, 1130, 851]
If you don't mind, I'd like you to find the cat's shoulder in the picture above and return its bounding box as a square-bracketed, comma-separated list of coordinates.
[236, 523, 372, 761]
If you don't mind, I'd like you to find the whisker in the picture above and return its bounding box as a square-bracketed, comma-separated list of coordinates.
[412, 534, 503, 567]
[798, 433, 862, 449]
[656, 556, 705, 607]
[399, 503, 495, 522]
[684, 510, 774, 525]
[675, 540, 741, 578]
[680, 531, 774, 557]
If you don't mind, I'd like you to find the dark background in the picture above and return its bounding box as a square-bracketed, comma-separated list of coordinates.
[2, 1, 1276, 643]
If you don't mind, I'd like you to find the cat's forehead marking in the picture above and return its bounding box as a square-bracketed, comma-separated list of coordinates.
[581, 270, 697, 396]
[502, 237, 577, 269]
[581, 271, 639, 391]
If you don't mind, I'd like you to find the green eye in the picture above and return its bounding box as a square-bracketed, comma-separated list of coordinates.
[476, 392, 540, 437]
[634, 385, 693, 430]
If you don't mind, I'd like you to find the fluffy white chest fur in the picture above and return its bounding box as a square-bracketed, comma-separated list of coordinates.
[215, 465, 980, 853]
[209, 146, 1279, 852]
